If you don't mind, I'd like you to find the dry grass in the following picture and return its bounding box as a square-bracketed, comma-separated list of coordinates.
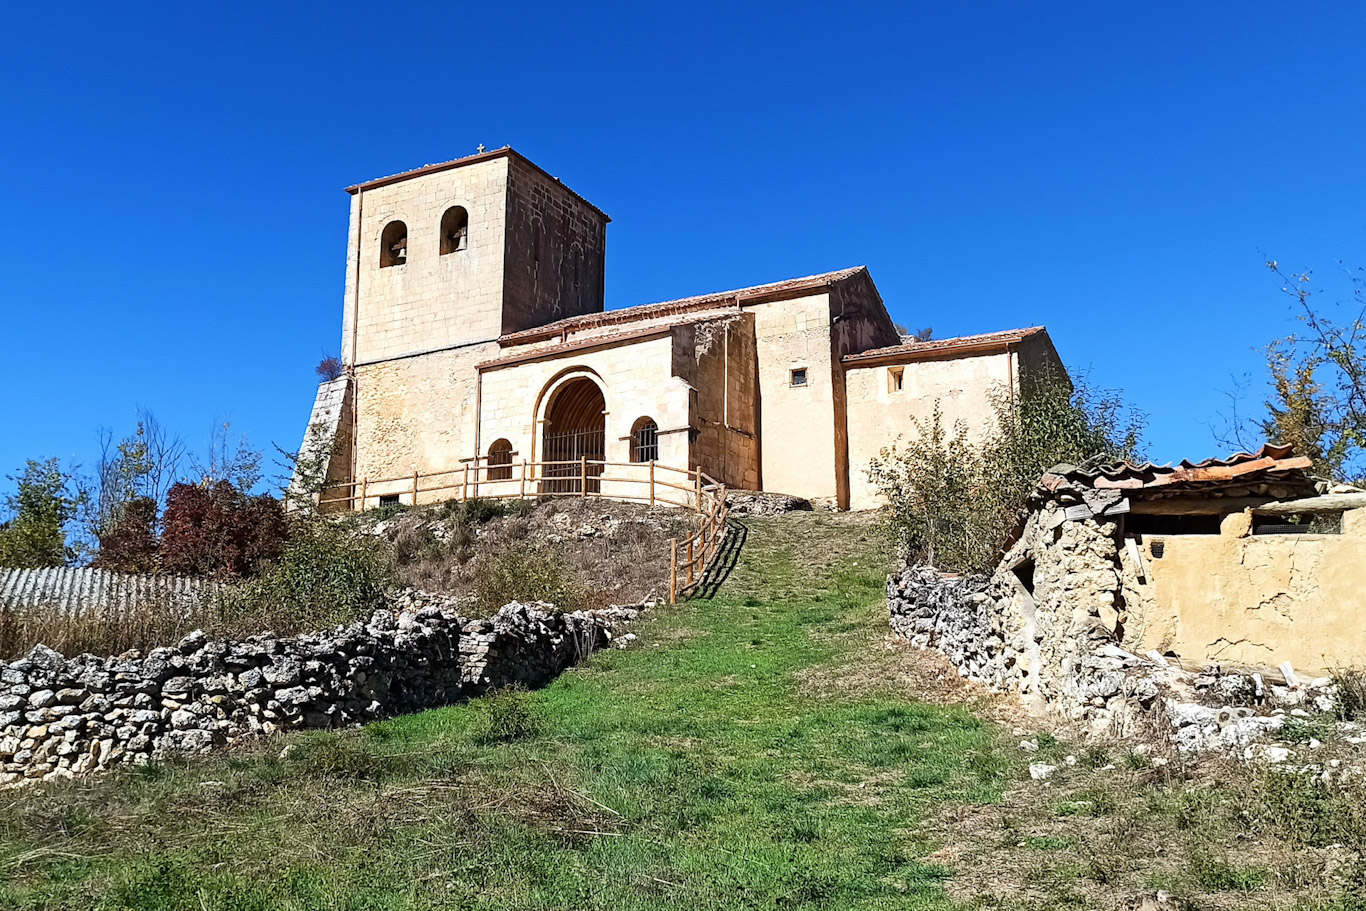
[381, 498, 689, 610]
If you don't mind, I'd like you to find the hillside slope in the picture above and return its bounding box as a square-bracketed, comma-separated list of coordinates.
[0, 514, 1359, 910]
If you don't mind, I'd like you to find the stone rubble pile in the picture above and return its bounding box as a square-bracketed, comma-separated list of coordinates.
[724, 491, 813, 517]
[889, 564, 1347, 756]
[0, 595, 642, 786]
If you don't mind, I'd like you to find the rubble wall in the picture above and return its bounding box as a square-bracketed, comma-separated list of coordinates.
[0, 602, 618, 786]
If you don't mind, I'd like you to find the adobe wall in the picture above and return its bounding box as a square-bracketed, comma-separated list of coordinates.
[844, 350, 1014, 509]
[344, 157, 510, 365]
[746, 291, 841, 504]
[1143, 509, 1366, 673]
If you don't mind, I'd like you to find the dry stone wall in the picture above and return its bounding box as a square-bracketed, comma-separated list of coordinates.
[0, 600, 631, 786]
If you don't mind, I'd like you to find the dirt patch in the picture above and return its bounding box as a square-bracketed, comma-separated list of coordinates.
[364, 498, 692, 610]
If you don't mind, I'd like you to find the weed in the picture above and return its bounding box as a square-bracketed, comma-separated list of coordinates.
[471, 686, 542, 744]
[1188, 851, 1265, 891]
[1331, 666, 1366, 722]
[473, 542, 588, 613]
[1281, 715, 1335, 744]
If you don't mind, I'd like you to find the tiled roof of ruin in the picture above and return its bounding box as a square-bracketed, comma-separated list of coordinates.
[842, 326, 1047, 364]
[1039, 444, 1320, 497]
[498, 266, 869, 347]
[344, 146, 610, 220]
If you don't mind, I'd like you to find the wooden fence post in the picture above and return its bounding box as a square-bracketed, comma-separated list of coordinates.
[412, 471, 419, 507]
[580, 456, 588, 498]
[687, 539, 695, 586]
[462, 464, 469, 501]
[520, 459, 527, 499]
[669, 539, 678, 604]
[649, 460, 655, 507]
[359, 477, 368, 513]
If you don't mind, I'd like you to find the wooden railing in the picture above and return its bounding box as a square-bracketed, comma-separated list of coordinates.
[315, 457, 729, 604]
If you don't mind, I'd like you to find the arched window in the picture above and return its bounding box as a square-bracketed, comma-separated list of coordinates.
[380, 221, 407, 268]
[440, 206, 469, 254]
[487, 439, 513, 480]
[631, 418, 659, 463]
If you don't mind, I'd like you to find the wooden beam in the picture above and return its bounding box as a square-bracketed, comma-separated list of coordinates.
[1128, 497, 1274, 516]
[1252, 492, 1366, 515]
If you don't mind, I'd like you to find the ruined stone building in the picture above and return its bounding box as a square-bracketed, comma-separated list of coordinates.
[298, 147, 1064, 510]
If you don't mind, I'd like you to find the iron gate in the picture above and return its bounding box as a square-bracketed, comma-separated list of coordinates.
[540, 428, 605, 494]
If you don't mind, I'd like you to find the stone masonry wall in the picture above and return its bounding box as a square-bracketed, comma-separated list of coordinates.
[0, 600, 629, 786]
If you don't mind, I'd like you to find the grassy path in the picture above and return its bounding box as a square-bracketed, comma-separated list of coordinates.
[0, 514, 1009, 910]
[1, 513, 1358, 909]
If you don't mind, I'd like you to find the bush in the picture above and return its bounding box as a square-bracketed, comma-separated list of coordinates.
[473, 542, 587, 613]
[91, 496, 159, 573]
[869, 368, 1144, 572]
[215, 518, 394, 632]
[160, 482, 287, 579]
[471, 686, 542, 743]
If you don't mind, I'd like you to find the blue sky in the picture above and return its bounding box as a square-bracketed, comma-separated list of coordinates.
[2, 2, 1364, 491]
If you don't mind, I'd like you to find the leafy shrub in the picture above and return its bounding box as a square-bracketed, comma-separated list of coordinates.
[91, 496, 159, 573]
[160, 481, 287, 579]
[216, 518, 394, 632]
[473, 542, 587, 613]
[471, 686, 542, 743]
[0, 458, 84, 568]
[869, 368, 1145, 572]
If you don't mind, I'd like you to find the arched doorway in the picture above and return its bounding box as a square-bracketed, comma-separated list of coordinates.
[541, 377, 606, 494]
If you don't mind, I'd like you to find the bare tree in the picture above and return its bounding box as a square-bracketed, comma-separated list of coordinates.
[79, 409, 184, 547]
[191, 420, 263, 493]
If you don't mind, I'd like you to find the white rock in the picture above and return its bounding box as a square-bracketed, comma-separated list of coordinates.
[1029, 762, 1058, 780]
[1280, 661, 1299, 689]
[1020, 738, 1039, 752]
[1262, 745, 1292, 763]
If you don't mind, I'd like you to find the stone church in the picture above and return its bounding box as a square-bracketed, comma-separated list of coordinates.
[298, 147, 1063, 510]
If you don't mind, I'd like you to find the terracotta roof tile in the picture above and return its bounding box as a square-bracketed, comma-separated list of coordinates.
[843, 327, 1046, 364]
[1039, 444, 1320, 497]
[499, 267, 867, 346]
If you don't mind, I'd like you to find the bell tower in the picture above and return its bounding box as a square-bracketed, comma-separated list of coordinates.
[340, 147, 609, 368]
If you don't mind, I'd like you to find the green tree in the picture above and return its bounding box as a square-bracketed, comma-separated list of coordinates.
[1252, 260, 1366, 480]
[869, 369, 1144, 572]
[0, 458, 87, 568]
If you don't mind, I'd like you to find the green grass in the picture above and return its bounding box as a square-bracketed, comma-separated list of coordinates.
[0, 514, 1005, 910]
[1, 512, 1362, 910]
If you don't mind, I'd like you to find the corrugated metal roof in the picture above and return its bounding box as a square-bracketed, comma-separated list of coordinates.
[0, 567, 215, 617]
[1039, 444, 1319, 497]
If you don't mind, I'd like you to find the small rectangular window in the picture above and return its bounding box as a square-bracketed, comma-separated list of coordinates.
[378, 494, 400, 508]
[790, 368, 808, 387]
[888, 367, 904, 393]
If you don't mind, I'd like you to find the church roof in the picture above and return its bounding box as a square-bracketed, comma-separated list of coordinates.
[499, 266, 869, 347]
[345, 146, 610, 221]
[842, 326, 1047, 365]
